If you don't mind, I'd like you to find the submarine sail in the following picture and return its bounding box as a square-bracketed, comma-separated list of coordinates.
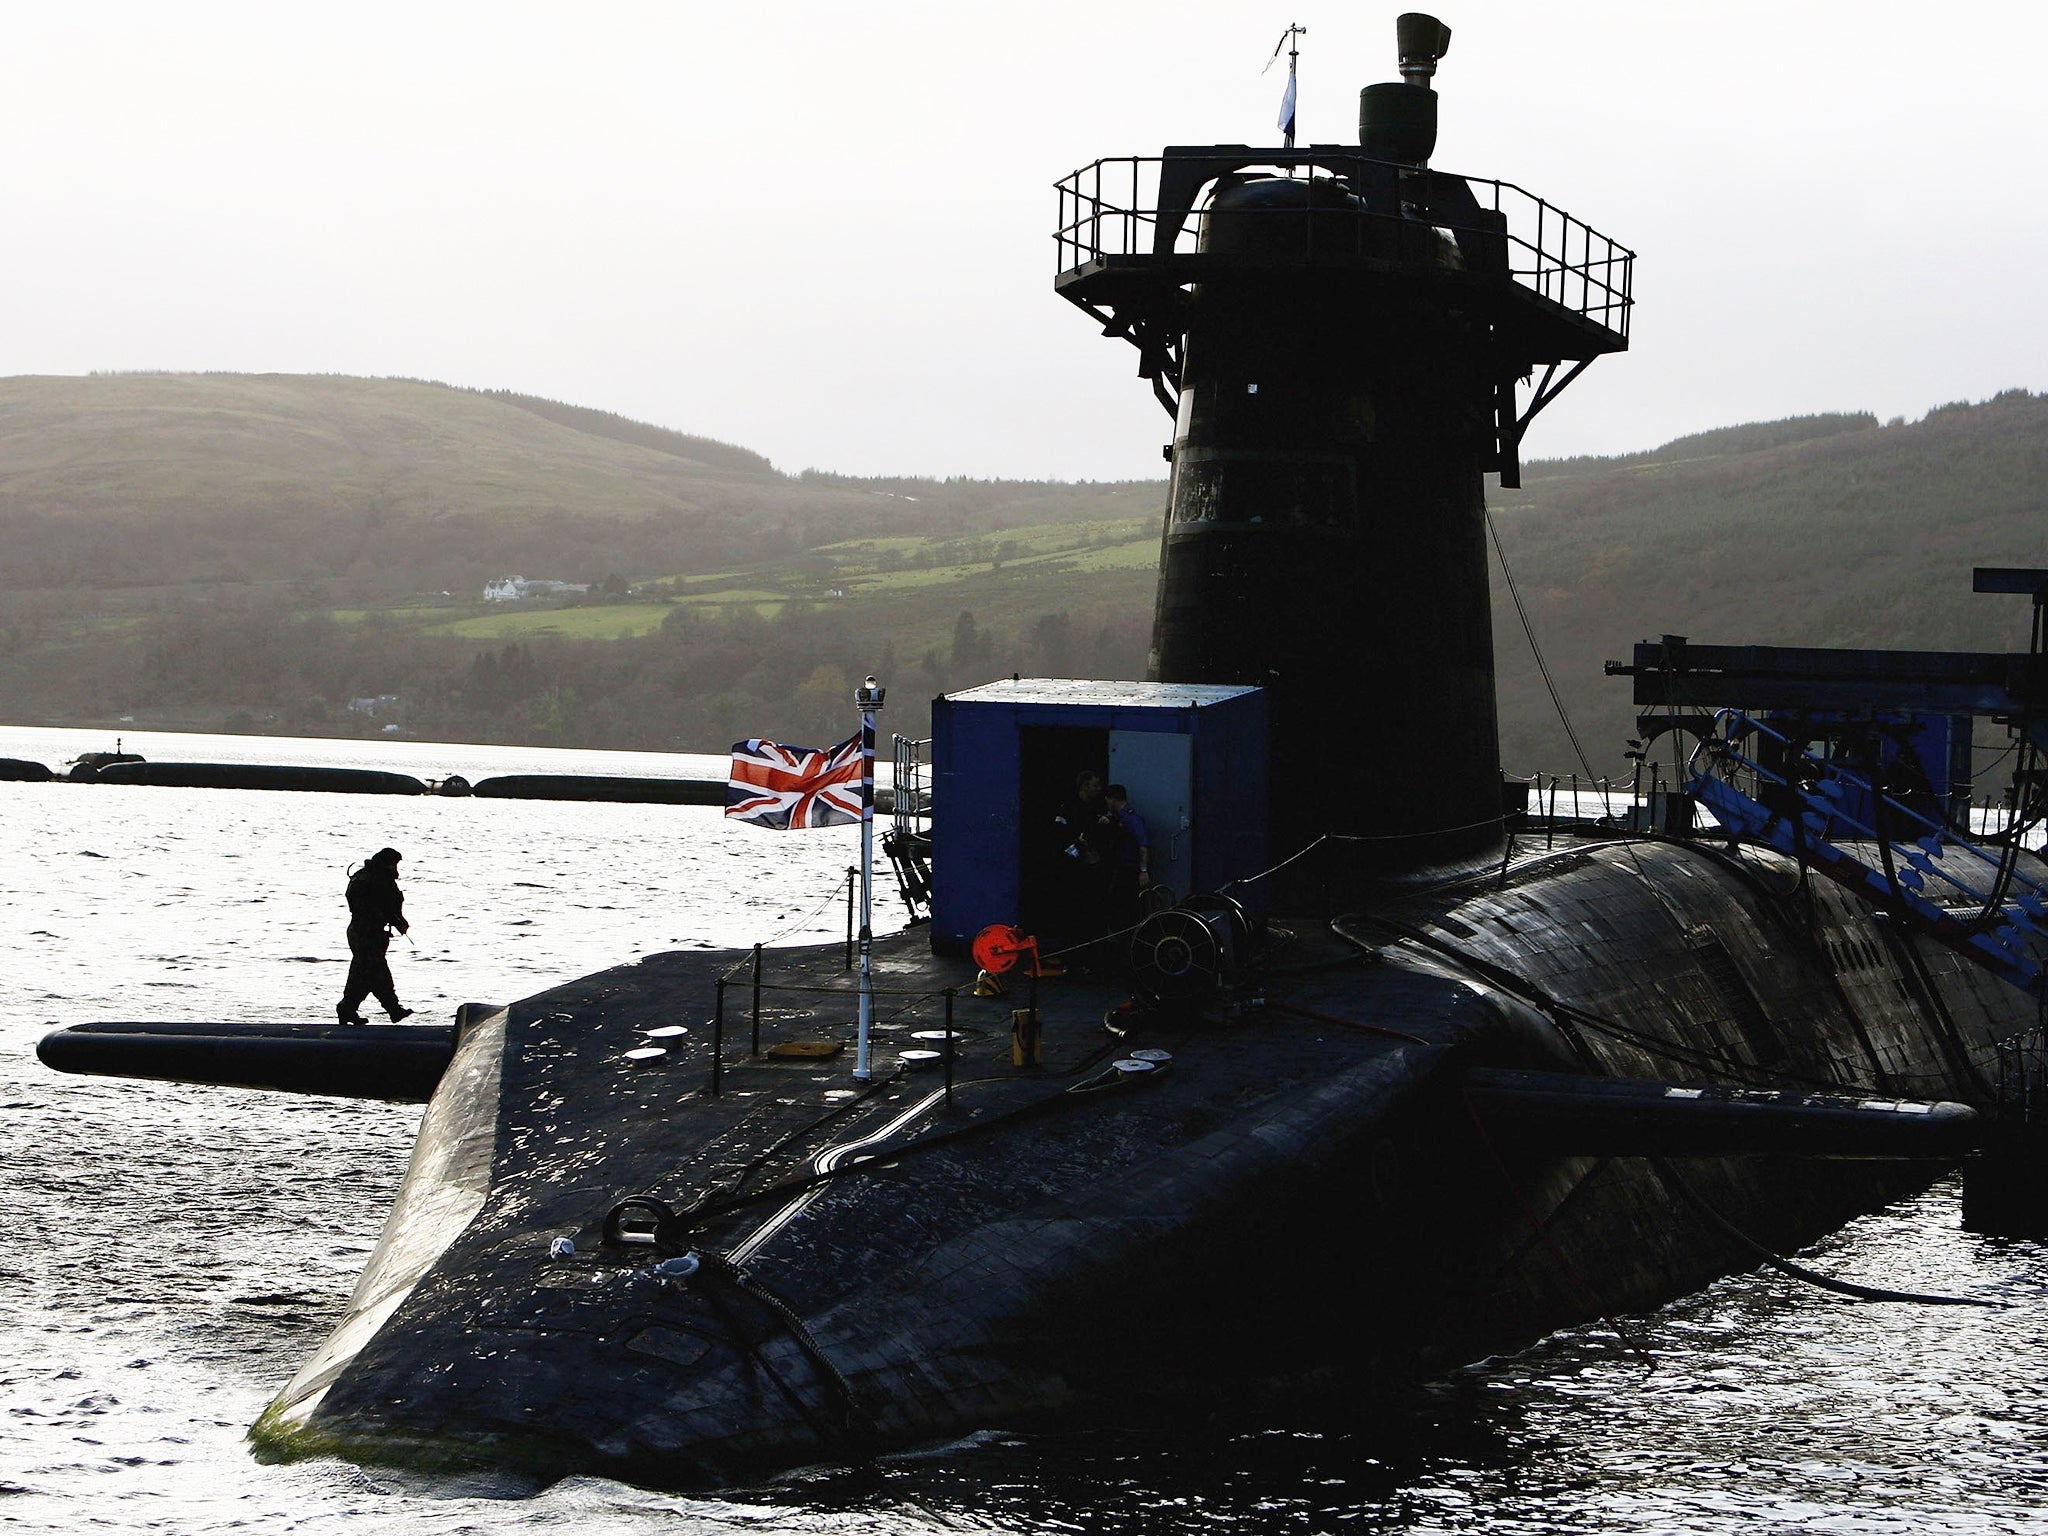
[1054, 12, 1629, 880]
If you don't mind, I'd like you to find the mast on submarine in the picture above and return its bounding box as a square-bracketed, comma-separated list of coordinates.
[1054, 13, 1633, 897]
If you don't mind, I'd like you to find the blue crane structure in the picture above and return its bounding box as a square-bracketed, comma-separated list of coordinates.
[1610, 567, 2048, 1003]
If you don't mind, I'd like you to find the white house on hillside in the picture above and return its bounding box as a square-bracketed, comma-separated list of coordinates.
[483, 576, 590, 602]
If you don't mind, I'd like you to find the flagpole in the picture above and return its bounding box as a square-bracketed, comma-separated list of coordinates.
[1270, 22, 1305, 157]
[853, 675, 885, 1080]
[1286, 27, 1297, 152]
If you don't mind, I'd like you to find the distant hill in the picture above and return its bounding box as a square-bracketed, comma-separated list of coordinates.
[474, 388, 778, 477]
[0, 373, 1140, 599]
[0, 372, 2042, 782]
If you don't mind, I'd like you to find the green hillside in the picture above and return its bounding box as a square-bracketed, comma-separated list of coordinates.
[0, 372, 1142, 597]
[0, 372, 2042, 779]
[1488, 391, 2048, 785]
[0, 373, 1161, 747]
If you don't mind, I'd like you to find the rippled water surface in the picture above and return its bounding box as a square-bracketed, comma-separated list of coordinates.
[6, 725, 2048, 1534]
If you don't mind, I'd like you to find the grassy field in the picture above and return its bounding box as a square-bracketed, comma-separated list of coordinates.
[260, 507, 1164, 675]
[428, 603, 680, 640]
[251, 509, 1163, 653]
[331, 602, 469, 624]
[416, 553, 1154, 651]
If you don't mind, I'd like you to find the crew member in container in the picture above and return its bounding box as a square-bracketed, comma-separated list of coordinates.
[336, 846, 414, 1024]
[1104, 782, 1152, 935]
[1048, 769, 1112, 969]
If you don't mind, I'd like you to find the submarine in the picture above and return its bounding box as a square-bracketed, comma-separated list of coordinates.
[37, 13, 2048, 1489]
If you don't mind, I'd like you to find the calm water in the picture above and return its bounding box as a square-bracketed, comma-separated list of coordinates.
[5, 724, 2048, 1535]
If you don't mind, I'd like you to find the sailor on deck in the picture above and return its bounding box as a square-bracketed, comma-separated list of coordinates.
[337, 846, 414, 1025]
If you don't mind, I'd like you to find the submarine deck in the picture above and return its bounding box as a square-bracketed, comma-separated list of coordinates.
[258, 914, 1483, 1477]
[256, 832, 2042, 1484]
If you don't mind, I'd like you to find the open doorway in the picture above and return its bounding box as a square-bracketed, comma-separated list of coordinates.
[1018, 724, 1107, 949]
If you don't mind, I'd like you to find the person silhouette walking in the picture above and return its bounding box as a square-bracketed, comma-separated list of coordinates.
[337, 846, 414, 1025]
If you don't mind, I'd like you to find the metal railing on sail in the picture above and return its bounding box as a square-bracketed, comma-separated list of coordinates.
[1052, 152, 1633, 340]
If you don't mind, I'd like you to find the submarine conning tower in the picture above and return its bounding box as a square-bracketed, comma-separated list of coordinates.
[1054, 13, 1632, 895]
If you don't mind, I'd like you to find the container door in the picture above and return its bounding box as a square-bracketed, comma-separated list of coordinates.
[1018, 725, 1108, 946]
[1108, 730, 1193, 903]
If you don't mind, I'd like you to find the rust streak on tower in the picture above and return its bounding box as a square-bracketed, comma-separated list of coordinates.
[1054, 13, 1632, 895]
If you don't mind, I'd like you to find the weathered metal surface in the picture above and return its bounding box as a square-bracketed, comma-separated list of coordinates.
[1052, 29, 1629, 875]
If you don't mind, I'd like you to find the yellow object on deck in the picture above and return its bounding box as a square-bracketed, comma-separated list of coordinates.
[1010, 1009, 1041, 1067]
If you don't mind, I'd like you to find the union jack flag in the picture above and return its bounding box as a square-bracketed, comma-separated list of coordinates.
[725, 731, 868, 830]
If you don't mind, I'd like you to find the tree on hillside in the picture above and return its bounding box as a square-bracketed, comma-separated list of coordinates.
[792, 663, 851, 742]
[462, 643, 543, 711]
[531, 686, 578, 744]
[1027, 612, 1073, 676]
[950, 611, 994, 682]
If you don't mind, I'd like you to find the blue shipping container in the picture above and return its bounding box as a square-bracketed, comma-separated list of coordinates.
[929, 678, 1268, 954]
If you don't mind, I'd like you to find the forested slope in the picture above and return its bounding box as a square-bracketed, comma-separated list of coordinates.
[1488, 392, 2048, 780]
[0, 372, 2041, 773]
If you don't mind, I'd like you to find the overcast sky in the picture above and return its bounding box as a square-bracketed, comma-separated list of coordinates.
[3, 2, 2044, 482]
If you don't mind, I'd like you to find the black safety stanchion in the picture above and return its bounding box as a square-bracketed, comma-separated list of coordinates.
[845, 866, 857, 970]
[712, 978, 726, 1097]
[750, 943, 763, 1055]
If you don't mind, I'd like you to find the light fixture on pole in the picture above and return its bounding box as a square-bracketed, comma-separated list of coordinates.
[853, 674, 885, 1079]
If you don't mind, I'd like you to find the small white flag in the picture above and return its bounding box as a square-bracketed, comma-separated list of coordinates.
[1277, 73, 1297, 137]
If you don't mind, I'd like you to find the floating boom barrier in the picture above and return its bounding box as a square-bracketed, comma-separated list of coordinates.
[87, 761, 431, 794]
[22, 758, 908, 809]
[468, 773, 726, 805]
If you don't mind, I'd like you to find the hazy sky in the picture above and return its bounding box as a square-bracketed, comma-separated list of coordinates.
[3, 2, 2044, 481]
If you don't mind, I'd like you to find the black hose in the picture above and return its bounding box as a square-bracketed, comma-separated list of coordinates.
[698, 1250, 869, 1443]
[695, 1275, 843, 1446]
[1651, 1158, 2001, 1309]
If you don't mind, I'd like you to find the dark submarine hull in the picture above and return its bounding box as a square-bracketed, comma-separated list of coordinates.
[250, 831, 2038, 1485]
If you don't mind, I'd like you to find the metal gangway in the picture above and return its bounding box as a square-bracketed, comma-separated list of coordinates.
[1607, 566, 2048, 1003]
[885, 734, 933, 923]
[1687, 709, 2047, 1001]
